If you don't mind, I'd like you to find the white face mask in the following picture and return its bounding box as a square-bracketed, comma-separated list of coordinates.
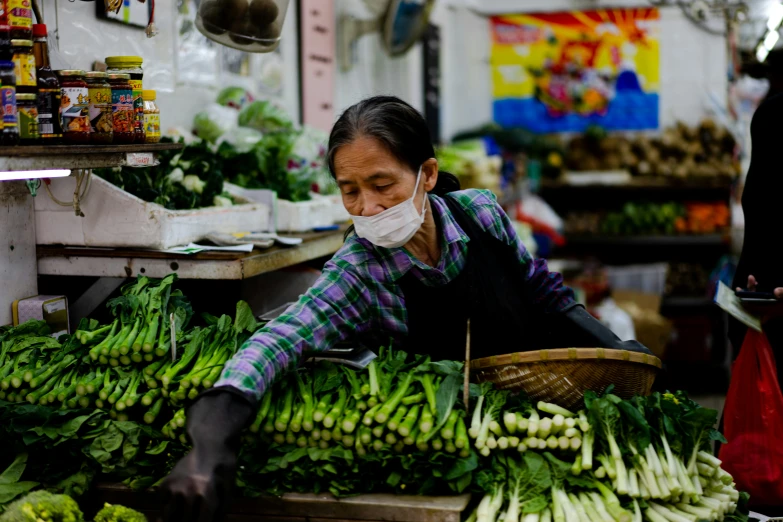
[351, 166, 427, 249]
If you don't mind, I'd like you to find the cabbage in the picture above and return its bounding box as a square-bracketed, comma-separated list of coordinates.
[216, 86, 254, 109]
[193, 103, 238, 143]
[238, 101, 294, 133]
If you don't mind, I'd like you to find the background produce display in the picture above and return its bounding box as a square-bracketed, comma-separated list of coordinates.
[563, 202, 729, 237]
[565, 121, 739, 179]
[0, 276, 749, 522]
[436, 141, 503, 194]
[95, 89, 335, 211]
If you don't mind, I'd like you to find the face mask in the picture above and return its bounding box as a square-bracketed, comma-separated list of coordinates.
[351, 166, 427, 249]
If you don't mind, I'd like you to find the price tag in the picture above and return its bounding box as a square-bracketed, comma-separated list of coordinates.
[125, 152, 156, 167]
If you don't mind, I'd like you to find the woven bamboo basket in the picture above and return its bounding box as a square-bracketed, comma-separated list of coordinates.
[470, 348, 662, 410]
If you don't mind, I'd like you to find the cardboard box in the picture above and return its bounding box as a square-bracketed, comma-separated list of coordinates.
[612, 290, 673, 360]
[12, 295, 69, 337]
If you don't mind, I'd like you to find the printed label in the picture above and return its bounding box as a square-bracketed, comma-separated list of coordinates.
[18, 103, 38, 139]
[7, 0, 32, 29]
[2, 86, 17, 127]
[13, 52, 36, 86]
[60, 86, 90, 134]
[126, 152, 155, 166]
[37, 88, 62, 137]
[144, 112, 160, 137]
[111, 87, 134, 133]
[130, 79, 144, 133]
[88, 87, 112, 134]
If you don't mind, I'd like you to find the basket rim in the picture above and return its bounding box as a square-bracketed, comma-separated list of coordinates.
[469, 348, 662, 370]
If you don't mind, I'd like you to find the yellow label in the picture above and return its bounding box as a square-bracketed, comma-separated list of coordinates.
[13, 53, 36, 86]
[144, 112, 160, 137]
[7, 0, 32, 29]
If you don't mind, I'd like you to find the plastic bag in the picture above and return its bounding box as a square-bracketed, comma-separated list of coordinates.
[193, 103, 238, 143]
[718, 329, 783, 505]
[238, 100, 294, 133]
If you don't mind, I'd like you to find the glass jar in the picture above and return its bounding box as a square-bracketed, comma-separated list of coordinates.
[85, 71, 113, 144]
[196, 0, 289, 52]
[0, 61, 19, 145]
[33, 24, 62, 142]
[0, 25, 12, 62]
[105, 56, 145, 143]
[56, 69, 90, 144]
[107, 73, 134, 144]
[11, 39, 35, 93]
[142, 89, 160, 143]
[16, 92, 38, 144]
[6, 0, 32, 40]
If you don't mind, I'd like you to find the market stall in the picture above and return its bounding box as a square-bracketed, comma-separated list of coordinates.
[0, 0, 775, 520]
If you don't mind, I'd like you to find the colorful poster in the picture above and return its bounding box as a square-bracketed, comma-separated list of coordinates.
[490, 9, 660, 133]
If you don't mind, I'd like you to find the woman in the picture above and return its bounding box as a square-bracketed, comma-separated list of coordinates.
[160, 96, 650, 522]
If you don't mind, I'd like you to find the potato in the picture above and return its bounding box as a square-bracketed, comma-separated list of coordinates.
[249, 0, 279, 26]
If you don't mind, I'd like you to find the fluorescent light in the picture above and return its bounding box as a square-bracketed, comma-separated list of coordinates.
[757, 43, 770, 62]
[769, 3, 783, 30]
[0, 169, 71, 181]
[764, 29, 780, 50]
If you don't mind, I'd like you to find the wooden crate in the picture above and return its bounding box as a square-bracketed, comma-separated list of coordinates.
[86, 484, 472, 522]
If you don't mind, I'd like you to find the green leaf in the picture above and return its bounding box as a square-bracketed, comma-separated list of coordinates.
[435, 374, 460, 427]
[0, 453, 27, 484]
[0, 481, 39, 503]
[521, 495, 549, 514]
[98, 424, 124, 452]
[444, 450, 478, 480]
[145, 441, 169, 455]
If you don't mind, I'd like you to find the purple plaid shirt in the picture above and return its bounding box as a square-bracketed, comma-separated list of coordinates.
[216, 189, 575, 402]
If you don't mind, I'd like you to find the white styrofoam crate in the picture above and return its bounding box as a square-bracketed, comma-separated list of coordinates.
[605, 263, 670, 296]
[35, 175, 273, 249]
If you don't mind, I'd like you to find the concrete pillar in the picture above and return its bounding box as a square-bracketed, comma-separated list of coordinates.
[0, 181, 37, 326]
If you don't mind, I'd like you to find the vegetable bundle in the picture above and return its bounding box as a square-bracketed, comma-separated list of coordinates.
[0, 487, 146, 521]
[466, 388, 746, 522]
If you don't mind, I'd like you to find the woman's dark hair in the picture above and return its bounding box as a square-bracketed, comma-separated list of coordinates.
[327, 95, 460, 197]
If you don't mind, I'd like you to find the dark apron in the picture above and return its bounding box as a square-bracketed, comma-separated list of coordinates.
[398, 195, 581, 361]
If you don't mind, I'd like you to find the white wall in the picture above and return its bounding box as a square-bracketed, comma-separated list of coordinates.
[39, 0, 300, 131]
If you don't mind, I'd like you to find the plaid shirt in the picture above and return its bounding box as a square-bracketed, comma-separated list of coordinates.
[216, 189, 575, 402]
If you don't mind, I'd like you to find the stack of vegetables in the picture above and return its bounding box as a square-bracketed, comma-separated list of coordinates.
[465, 388, 745, 522]
[0, 275, 750, 522]
[0, 486, 146, 521]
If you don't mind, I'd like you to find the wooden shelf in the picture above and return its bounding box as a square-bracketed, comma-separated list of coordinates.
[0, 143, 183, 171]
[37, 227, 347, 280]
[86, 483, 471, 522]
[563, 234, 729, 247]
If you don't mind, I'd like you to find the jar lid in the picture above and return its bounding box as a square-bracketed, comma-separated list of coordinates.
[11, 39, 33, 47]
[32, 24, 47, 37]
[105, 56, 143, 67]
[17, 93, 36, 101]
[142, 89, 156, 100]
[57, 69, 86, 77]
[85, 71, 108, 79]
[107, 73, 131, 80]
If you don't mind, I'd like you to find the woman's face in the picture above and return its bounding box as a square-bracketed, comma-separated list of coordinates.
[333, 136, 438, 217]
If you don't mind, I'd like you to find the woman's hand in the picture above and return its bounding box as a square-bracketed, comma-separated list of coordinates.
[736, 275, 783, 319]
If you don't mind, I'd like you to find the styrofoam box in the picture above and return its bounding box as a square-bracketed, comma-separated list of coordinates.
[605, 263, 670, 296]
[35, 175, 273, 249]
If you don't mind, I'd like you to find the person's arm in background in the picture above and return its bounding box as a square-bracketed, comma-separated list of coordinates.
[160, 260, 374, 522]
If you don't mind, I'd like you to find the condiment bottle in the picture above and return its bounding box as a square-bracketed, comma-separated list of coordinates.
[105, 56, 145, 143]
[11, 38, 35, 93]
[142, 89, 160, 143]
[0, 25, 12, 61]
[107, 73, 134, 144]
[6, 0, 32, 40]
[16, 92, 38, 144]
[56, 70, 90, 144]
[33, 24, 62, 142]
[0, 61, 20, 145]
[86, 71, 113, 144]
